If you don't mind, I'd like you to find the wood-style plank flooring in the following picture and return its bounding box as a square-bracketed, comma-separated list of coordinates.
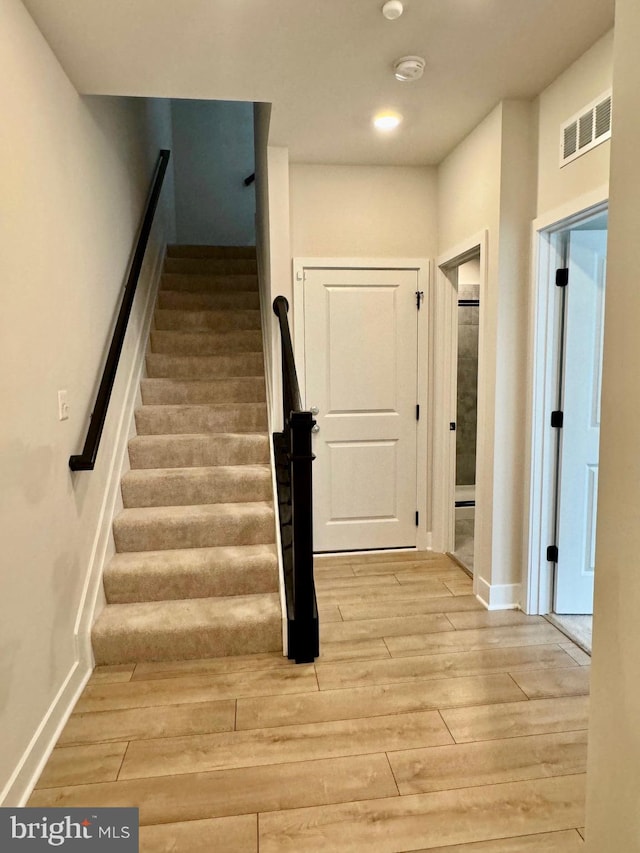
[30, 552, 589, 851]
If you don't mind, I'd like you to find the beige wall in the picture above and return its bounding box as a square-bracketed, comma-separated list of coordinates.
[0, 0, 174, 803]
[536, 30, 613, 217]
[290, 164, 437, 259]
[585, 3, 640, 848]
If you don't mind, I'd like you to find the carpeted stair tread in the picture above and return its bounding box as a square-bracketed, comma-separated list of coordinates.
[150, 329, 263, 355]
[146, 352, 264, 379]
[103, 544, 278, 603]
[92, 593, 281, 664]
[121, 464, 272, 508]
[167, 245, 256, 259]
[154, 308, 261, 332]
[113, 501, 275, 552]
[160, 273, 258, 293]
[158, 290, 260, 310]
[128, 433, 270, 469]
[140, 378, 266, 405]
[134, 402, 267, 435]
[165, 257, 257, 275]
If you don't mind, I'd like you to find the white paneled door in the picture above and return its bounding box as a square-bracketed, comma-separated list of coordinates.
[554, 229, 607, 614]
[303, 268, 419, 552]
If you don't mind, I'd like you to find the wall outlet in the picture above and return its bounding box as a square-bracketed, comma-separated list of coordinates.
[58, 390, 70, 421]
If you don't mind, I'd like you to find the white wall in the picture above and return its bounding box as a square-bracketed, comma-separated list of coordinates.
[289, 164, 437, 259]
[172, 99, 255, 246]
[536, 30, 613, 217]
[0, 0, 175, 804]
[585, 4, 640, 848]
[437, 101, 536, 607]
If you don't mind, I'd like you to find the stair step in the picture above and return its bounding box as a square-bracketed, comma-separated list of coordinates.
[134, 403, 267, 435]
[146, 352, 264, 380]
[113, 501, 275, 552]
[167, 245, 256, 260]
[160, 273, 258, 293]
[140, 378, 266, 405]
[158, 290, 260, 311]
[165, 257, 257, 275]
[128, 433, 270, 469]
[103, 544, 278, 603]
[150, 329, 263, 355]
[121, 465, 272, 508]
[154, 308, 261, 332]
[92, 593, 281, 664]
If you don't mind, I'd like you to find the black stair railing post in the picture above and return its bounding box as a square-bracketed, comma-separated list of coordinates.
[290, 410, 318, 663]
[272, 295, 319, 663]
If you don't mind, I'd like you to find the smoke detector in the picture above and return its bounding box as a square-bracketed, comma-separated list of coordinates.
[394, 56, 426, 82]
[382, 1, 403, 20]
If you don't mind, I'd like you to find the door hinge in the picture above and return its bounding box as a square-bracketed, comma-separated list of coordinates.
[450, 421, 456, 431]
[547, 545, 559, 562]
[416, 404, 420, 421]
[555, 268, 569, 287]
[551, 410, 564, 428]
[415, 511, 419, 527]
[416, 290, 424, 309]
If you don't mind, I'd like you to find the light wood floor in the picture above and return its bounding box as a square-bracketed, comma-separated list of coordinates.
[30, 552, 589, 852]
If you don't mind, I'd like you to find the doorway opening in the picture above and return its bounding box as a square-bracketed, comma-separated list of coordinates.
[453, 256, 481, 572]
[527, 202, 608, 653]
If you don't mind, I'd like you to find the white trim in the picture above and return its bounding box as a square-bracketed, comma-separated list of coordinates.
[431, 232, 487, 591]
[74, 235, 166, 663]
[524, 190, 608, 615]
[533, 185, 609, 234]
[293, 256, 431, 551]
[476, 577, 521, 611]
[0, 662, 92, 806]
[254, 233, 287, 656]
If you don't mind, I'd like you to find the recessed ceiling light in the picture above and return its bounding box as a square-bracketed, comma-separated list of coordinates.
[382, 1, 403, 20]
[374, 113, 402, 131]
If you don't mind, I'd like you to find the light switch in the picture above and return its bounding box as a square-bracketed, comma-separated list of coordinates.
[58, 390, 70, 421]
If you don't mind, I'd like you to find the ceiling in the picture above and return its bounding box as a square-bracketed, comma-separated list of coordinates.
[23, 0, 615, 166]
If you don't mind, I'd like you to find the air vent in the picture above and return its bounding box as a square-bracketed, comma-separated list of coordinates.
[560, 91, 612, 167]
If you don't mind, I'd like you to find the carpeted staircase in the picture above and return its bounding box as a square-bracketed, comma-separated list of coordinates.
[92, 245, 282, 664]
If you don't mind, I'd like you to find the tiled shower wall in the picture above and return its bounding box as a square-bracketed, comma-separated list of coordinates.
[456, 283, 479, 486]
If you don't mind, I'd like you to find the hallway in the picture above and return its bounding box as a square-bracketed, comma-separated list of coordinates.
[29, 553, 588, 851]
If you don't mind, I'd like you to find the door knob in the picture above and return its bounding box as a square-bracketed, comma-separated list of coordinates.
[311, 423, 320, 433]
[310, 406, 319, 415]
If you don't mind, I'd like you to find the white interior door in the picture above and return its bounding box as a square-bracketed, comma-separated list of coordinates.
[554, 229, 607, 614]
[303, 268, 419, 552]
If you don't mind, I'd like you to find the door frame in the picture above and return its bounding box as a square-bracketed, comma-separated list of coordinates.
[431, 232, 487, 592]
[524, 188, 609, 615]
[292, 257, 431, 552]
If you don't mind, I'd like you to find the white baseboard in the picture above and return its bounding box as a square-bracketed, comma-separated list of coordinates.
[1, 662, 91, 806]
[74, 235, 166, 664]
[475, 576, 522, 610]
[0, 234, 167, 809]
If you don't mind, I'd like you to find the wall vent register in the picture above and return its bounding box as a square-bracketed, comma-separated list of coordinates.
[560, 90, 612, 167]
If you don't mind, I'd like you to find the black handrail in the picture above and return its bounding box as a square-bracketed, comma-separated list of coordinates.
[69, 150, 171, 471]
[272, 296, 319, 663]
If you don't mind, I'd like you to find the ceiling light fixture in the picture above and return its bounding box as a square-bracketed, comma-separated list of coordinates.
[374, 112, 402, 131]
[382, 1, 403, 20]
[394, 55, 426, 82]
